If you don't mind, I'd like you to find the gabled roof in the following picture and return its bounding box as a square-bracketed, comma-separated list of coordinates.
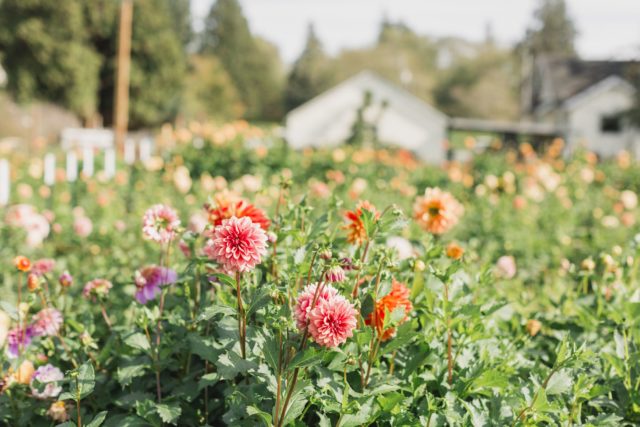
[530, 56, 638, 113]
[286, 70, 447, 122]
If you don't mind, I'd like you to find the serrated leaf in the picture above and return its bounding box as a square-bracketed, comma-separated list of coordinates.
[124, 333, 151, 353]
[156, 403, 181, 425]
[546, 370, 572, 395]
[247, 406, 272, 426]
[215, 351, 258, 380]
[288, 347, 323, 370]
[85, 411, 108, 427]
[69, 362, 95, 401]
[196, 304, 236, 322]
[213, 273, 235, 288]
[116, 363, 147, 387]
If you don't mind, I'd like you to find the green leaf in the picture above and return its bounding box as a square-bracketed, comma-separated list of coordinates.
[156, 402, 182, 425]
[340, 399, 374, 427]
[263, 335, 281, 372]
[0, 300, 18, 320]
[85, 411, 108, 427]
[188, 334, 219, 363]
[246, 406, 272, 426]
[361, 294, 374, 319]
[215, 351, 258, 380]
[123, 333, 151, 353]
[116, 363, 147, 387]
[196, 304, 236, 322]
[247, 288, 271, 317]
[468, 369, 509, 395]
[531, 388, 551, 413]
[318, 413, 332, 427]
[213, 273, 235, 288]
[55, 422, 76, 427]
[546, 370, 572, 395]
[288, 347, 324, 370]
[70, 362, 95, 401]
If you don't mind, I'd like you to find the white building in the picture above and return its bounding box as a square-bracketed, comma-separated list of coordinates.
[285, 70, 448, 164]
[524, 57, 640, 157]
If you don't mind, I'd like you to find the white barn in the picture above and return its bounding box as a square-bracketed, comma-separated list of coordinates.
[285, 70, 448, 163]
[524, 57, 640, 157]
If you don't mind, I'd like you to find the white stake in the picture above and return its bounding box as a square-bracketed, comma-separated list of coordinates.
[44, 153, 56, 186]
[104, 148, 116, 179]
[82, 147, 94, 177]
[124, 138, 136, 165]
[66, 151, 78, 182]
[139, 137, 152, 163]
[0, 159, 9, 206]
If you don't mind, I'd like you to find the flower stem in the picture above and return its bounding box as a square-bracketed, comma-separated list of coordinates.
[351, 240, 371, 298]
[235, 272, 246, 359]
[100, 303, 112, 331]
[444, 281, 453, 385]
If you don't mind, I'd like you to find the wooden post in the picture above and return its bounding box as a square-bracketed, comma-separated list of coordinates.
[113, 0, 133, 154]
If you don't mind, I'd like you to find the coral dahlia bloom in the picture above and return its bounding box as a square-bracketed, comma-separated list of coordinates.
[308, 295, 357, 348]
[30, 364, 64, 399]
[294, 283, 339, 331]
[204, 192, 270, 231]
[366, 279, 413, 341]
[204, 216, 268, 273]
[413, 188, 463, 235]
[134, 266, 178, 304]
[142, 204, 180, 243]
[446, 242, 464, 260]
[343, 200, 379, 244]
[31, 308, 63, 337]
[83, 279, 113, 301]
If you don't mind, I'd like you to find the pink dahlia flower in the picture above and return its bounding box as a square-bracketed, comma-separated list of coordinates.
[30, 364, 64, 399]
[32, 258, 56, 276]
[6, 326, 34, 358]
[31, 308, 63, 337]
[73, 216, 93, 238]
[308, 295, 357, 348]
[204, 216, 268, 273]
[83, 279, 113, 301]
[142, 204, 180, 243]
[495, 255, 517, 279]
[294, 283, 339, 331]
[134, 266, 178, 304]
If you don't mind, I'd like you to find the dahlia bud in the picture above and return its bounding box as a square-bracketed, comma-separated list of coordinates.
[340, 257, 356, 271]
[58, 272, 73, 288]
[15, 360, 34, 385]
[581, 258, 595, 272]
[446, 242, 464, 260]
[319, 249, 332, 260]
[526, 319, 542, 337]
[27, 274, 41, 292]
[47, 401, 68, 422]
[415, 260, 426, 272]
[325, 265, 346, 283]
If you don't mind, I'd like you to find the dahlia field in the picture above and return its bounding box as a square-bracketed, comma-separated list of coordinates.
[2, 124, 640, 426]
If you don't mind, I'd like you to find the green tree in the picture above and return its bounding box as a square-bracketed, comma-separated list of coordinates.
[527, 0, 577, 56]
[182, 54, 244, 120]
[202, 0, 284, 120]
[84, 0, 186, 128]
[0, 0, 101, 121]
[284, 24, 333, 112]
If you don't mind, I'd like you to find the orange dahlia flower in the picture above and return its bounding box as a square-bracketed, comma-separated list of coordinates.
[413, 188, 463, 235]
[204, 192, 270, 231]
[446, 242, 464, 260]
[365, 279, 412, 341]
[14, 256, 31, 272]
[343, 200, 379, 245]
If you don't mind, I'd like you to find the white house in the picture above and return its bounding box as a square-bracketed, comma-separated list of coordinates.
[285, 70, 448, 163]
[523, 57, 640, 157]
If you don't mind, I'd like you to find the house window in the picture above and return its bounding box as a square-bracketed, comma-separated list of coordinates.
[600, 114, 622, 133]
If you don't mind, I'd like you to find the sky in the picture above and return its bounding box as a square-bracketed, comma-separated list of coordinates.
[191, 0, 640, 64]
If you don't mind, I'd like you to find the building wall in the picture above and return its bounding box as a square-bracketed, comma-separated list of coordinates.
[566, 82, 638, 157]
[285, 73, 447, 164]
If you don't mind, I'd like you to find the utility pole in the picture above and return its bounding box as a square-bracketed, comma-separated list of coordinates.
[113, 0, 133, 154]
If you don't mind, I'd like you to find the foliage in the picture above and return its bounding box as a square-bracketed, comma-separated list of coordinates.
[0, 0, 101, 120]
[284, 24, 334, 112]
[202, 0, 284, 120]
[526, 0, 577, 56]
[1, 126, 640, 425]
